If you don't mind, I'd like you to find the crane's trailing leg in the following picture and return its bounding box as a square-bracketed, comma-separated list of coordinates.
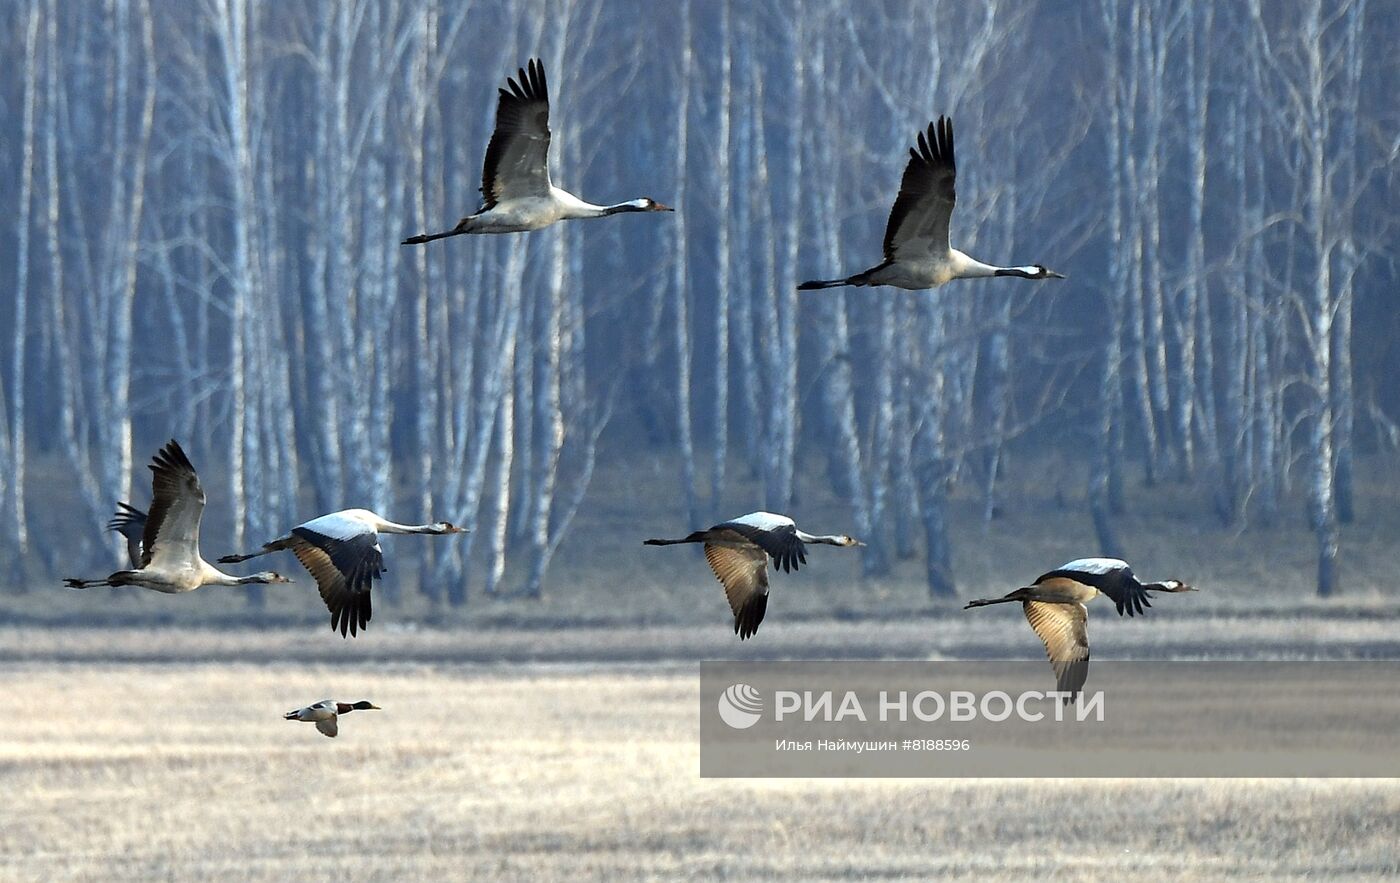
[963, 592, 1026, 608]
[797, 273, 867, 291]
[642, 532, 708, 546]
[401, 218, 473, 245]
[63, 577, 111, 589]
[63, 571, 136, 589]
[218, 536, 296, 564]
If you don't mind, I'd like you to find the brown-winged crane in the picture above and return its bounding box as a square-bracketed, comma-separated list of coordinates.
[644, 512, 862, 640]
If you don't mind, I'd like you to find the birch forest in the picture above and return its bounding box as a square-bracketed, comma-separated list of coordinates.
[0, 0, 1396, 606]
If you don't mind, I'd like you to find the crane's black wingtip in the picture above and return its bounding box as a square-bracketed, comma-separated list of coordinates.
[148, 439, 194, 475]
[505, 58, 547, 104]
[529, 58, 547, 97]
[330, 592, 372, 639]
[733, 593, 768, 640]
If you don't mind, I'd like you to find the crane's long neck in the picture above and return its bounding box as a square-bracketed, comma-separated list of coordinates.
[598, 198, 653, 216]
[554, 191, 652, 220]
[376, 520, 446, 535]
[795, 530, 845, 545]
[992, 265, 1046, 278]
[205, 567, 257, 586]
[950, 249, 1039, 279]
[1144, 579, 1195, 593]
[557, 200, 606, 219]
[949, 249, 1001, 278]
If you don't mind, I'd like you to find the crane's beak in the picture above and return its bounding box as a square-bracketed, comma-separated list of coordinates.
[1046, 269, 1066, 279]
[651, 201, 675, 212]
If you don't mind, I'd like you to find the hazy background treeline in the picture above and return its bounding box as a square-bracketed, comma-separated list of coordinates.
[0, 0, 1395, 607]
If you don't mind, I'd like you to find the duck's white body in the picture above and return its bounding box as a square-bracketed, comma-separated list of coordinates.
[284, 699, 380, 738]
[288, 700, 339, 724]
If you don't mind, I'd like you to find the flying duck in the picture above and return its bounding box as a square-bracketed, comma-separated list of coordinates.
[284, 699, 381, 738]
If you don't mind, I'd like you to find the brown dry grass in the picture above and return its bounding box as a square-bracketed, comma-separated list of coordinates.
[2, 639, 1398, 882]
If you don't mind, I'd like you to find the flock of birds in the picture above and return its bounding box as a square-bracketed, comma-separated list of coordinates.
[63, 59, 1194, 736]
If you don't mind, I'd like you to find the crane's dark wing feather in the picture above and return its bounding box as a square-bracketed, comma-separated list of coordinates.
[703, 544, 771, 640]
[711, 521, 807, 574]
[107, 502, 147, 568]
[290, 526, 384, 638]
[882, 117, 957, 262]
[480, 58, 552, 208]
[1023, 600, 1090, 699]
[140, 440, 206, 570]
[1035, 562, 1150, 617]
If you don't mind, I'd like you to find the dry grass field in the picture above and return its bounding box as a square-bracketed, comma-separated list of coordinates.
[2, 624, 1398, 882]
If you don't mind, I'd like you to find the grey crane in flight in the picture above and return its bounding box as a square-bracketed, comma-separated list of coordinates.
[220, 509, 466, 637]
[645, 512, 862, 639]
[964, 558, 1195, 698]
[800, 116, 1064, 291]
[65, 441, 291, 593]
[403, 59, 671, 243]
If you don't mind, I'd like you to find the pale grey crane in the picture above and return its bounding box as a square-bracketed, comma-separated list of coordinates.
[403, 59, 671, 243]
[800, 116, 1064, 291]
[64, 441, 291, 593]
